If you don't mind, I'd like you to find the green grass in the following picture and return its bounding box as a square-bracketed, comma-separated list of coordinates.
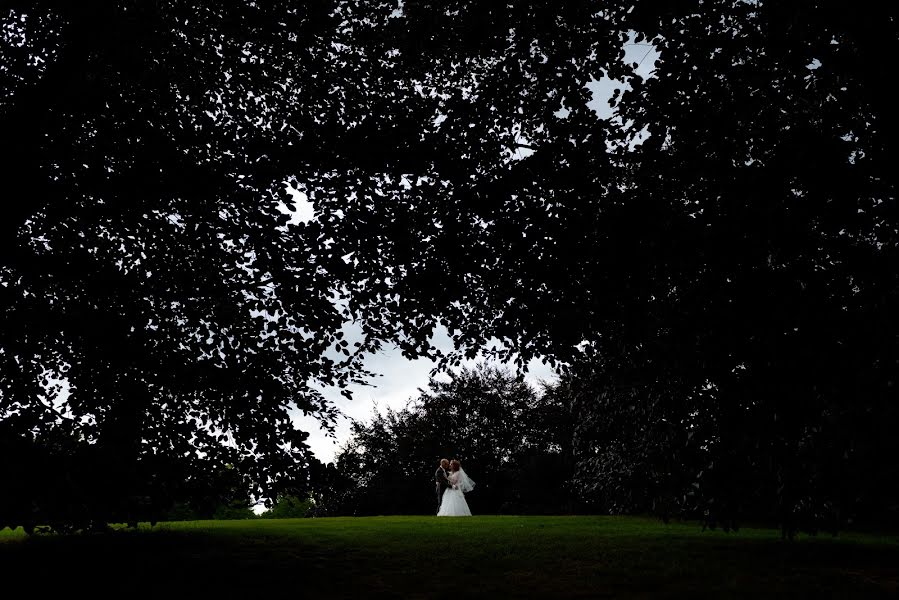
[2, 516, 898, 597]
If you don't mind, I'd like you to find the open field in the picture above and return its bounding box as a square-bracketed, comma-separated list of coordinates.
[2, 516, 898, 597]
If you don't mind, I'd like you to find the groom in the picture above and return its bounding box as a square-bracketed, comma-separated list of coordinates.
[434, 458, 451, 512]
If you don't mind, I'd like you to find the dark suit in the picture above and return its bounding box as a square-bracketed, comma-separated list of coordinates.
[435, 466, 450, 511]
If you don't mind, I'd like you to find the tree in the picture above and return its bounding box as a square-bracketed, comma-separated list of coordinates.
[321, 1, 899, 533]
[315, 365, 574, 515]
[259, 495, 314, 519]
[2, 0, 636, 529]
[561, 2, 899, 534]
[0, 0, 404, 529]
[3, 1, 897, 533]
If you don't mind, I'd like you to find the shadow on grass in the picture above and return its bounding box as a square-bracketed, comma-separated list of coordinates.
[1, 518, 897, 598]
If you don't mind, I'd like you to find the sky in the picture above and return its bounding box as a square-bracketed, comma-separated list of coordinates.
[292, 327, 559, 464]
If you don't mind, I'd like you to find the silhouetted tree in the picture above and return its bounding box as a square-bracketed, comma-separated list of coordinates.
[317, 1, 899, 533]
[315, 365, 574, 515]
[3, 1, 896, 533]
[558, 2, 899, 534]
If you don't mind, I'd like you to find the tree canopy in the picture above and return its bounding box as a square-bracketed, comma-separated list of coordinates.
[1, 1, 896, 531]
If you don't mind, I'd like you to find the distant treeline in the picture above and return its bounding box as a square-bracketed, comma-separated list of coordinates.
[304, 365, 899, 536]
[308, 365, 575, 517]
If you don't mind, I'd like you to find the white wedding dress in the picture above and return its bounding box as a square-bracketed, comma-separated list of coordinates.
[437, 469, 475, 517]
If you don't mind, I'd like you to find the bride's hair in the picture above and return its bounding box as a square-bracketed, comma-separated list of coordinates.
[450, 459, 461, 472]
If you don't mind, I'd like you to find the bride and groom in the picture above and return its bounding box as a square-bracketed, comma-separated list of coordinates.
[434, 458, 475, 516]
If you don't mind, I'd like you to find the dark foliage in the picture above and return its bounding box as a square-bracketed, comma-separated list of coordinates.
[314, 365, 574, 515]
[260, 495, 315, 519]
[0, 0, 396, 530]
[560, 3, 899, 534]
[2, 1, 897, 534]
[314, 1, 899, 534]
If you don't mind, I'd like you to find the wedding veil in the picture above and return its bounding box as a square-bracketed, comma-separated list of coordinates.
[456, 468, 476, 493]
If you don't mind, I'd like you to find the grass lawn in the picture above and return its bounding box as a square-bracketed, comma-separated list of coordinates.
[2, 515, 898, 597]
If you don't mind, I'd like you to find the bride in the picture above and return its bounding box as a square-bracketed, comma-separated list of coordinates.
[437, 459, 475, 517]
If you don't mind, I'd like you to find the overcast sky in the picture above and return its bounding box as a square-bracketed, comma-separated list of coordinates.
[293, 327, 559, 464]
